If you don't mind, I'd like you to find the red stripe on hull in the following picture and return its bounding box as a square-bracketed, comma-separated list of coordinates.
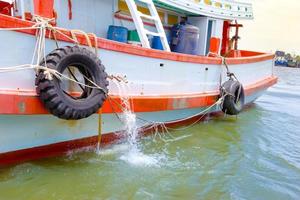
[0, 110, 221, 167]
[0, 76, 278, 115]
[0, 101, 264, 167]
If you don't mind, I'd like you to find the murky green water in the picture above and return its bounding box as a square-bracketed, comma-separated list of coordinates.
[1, 67, 300, 200]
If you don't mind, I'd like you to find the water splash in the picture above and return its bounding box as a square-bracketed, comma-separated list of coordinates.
[111, 78, 161, 167]
[114, 79, 138, 145]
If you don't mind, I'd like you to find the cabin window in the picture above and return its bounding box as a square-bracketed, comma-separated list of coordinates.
[168, 14, 179, 25]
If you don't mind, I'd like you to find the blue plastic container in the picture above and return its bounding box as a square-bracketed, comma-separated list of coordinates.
[107, 25, 128, 43]
[151, 35, 171, 50]
[275, 59, 288, 67]
[152, 36, 163, 50]
[170, 22, 200, 55]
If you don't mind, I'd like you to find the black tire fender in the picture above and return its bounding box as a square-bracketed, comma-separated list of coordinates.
[36, 46, 109, 120]
[220, 80, 245, 115]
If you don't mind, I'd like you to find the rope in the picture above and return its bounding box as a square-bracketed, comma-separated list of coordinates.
[0, 64, 108, 93]
[207, 51, 239, 81]
[100, 52, 235, 134]
[0, 26, 38, 31]
[106, 81, 226, 133]
[136, 97, 224, 132]
[97, 108, 103, 147]
[0, 16, 235, 134]
[70, 29, 98, 55]
[0, 15, 105, 93]
[207, 52, 244, 111]
[0, 16, 96, 52]
[207, 52, 242, 109]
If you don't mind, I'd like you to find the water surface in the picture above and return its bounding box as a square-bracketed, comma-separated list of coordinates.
[0, 67, 300, 200]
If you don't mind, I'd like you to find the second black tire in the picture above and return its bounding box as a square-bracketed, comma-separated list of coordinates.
[220, 80, 245, 115]
[36, 46, 109, 120]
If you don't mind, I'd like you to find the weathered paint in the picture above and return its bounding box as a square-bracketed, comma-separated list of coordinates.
[0, 88, 270, 166]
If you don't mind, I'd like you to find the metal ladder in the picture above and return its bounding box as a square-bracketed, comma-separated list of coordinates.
[124, 0, 170, 51]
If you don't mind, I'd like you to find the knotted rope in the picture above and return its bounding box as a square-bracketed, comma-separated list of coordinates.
[207, 52, 243, 112]
[0, 17, 233, 133]
[0, 15, 106, 93]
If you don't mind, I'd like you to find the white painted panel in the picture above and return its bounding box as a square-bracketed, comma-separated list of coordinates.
[0, 31, 273, 97]
[54, 0, 114, 38]
[0, 114, 99, 153]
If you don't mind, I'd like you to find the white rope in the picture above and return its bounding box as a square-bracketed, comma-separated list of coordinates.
[108, 87, 225, 133]
[0, 15, 107, 93]
[0, 16, 226, 132]
[0, 64, 107, 92]
[135, 97, 224, 132]
[0, 27, 38, 31]
[104, 53, 230, 133]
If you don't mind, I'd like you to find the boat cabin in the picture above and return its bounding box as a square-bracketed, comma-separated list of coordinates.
[0, 0, 253, 57]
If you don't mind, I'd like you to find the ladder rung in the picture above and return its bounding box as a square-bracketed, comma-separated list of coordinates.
[145, 30, 162, 37]
[124, 0, 170, 51]
[138, 12, 157, 21]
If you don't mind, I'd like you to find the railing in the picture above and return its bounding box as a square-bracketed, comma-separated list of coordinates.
[0, 0, 32, 19]
[154, 0, 253, 20]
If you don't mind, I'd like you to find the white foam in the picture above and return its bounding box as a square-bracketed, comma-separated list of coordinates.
[120, 148, 160, 167]
[96, 143, 130, 156]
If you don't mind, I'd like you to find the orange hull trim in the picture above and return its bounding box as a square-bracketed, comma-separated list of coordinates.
[0, 76, 277, 166]
[0, 76, 277, 115]
[0, 14, 274, 65]
[0, 76, 276, 167]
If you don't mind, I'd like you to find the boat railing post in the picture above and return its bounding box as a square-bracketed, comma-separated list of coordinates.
[18, 0, 25, 20]
[33, 0, 54, 19]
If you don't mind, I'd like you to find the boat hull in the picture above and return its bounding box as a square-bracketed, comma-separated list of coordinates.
[0, 14, 277, 166]
[0, 81, 276, 166]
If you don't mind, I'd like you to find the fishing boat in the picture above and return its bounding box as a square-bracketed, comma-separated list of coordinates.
[0, 0, 277, 166]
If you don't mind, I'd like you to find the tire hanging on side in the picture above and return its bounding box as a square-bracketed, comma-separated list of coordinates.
[220, 80, 245, 115]
[36, 46, 109, 120]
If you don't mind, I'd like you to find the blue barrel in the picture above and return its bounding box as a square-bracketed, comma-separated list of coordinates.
[152, 36, 163, 50]
[107, 25, 128, 43]
[151, 34, 171, 50]
[170, 22, 200, 55]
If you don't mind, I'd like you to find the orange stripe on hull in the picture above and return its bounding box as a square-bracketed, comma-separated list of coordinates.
[0, 77, 278, 167]
[244, 76, 277, 96]
[0, 76, 278, 115]
[0, 14, 274, 65]
[0, 90, 218, 115]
